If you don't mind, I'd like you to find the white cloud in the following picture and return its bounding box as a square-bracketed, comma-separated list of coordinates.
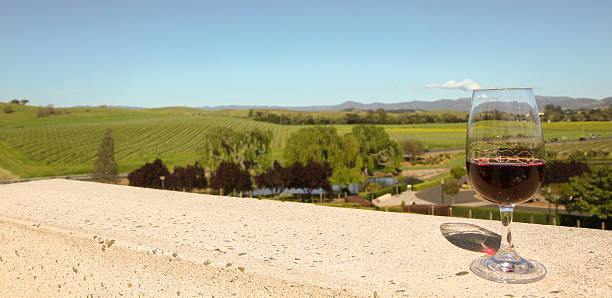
[425, 79, 482, 91]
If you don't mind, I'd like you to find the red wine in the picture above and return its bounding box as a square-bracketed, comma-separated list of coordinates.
[466, 160, 545, 204]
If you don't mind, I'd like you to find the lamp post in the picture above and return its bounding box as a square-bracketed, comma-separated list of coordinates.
[160, 176, 165, 189]
[441, 179, 445, 205]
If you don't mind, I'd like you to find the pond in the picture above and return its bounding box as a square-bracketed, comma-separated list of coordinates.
[251, 176, 399, 196]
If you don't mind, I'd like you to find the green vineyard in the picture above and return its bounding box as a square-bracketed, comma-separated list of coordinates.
[0, 105, 299, 177]
[546, 139, 612, 155]
[0, 103, 611, 178]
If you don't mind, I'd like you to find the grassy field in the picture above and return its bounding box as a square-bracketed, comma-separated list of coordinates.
[1, 102, 611, 178]
[0, 104, 294, 177]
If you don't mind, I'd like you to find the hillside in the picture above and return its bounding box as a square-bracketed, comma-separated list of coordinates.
[1, 102, 611, 179]
[0, 104, 295, 178]
[200, 96, 612, 112]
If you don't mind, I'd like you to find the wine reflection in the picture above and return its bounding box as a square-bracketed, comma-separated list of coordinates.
[440, 222, 500, 255]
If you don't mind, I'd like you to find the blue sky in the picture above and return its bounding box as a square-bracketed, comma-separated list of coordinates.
[1, 0, 611, 108]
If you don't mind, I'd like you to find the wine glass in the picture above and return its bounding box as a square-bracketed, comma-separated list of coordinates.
[466, 88, 546, 283]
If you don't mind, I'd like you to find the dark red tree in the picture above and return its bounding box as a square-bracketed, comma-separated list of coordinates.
[254, 161, 292, 198]
[288, 161, 308, 191]
[166, 166, 186, 191]
[127, 159, 170, 189]
[184, 162, 207, 191]
[209, 161, 252, 195]
[303, 161, 332, 196]
[167, 163, 207, 191]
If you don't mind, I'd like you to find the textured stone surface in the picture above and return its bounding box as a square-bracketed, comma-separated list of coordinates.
[0, 179, 610, 297]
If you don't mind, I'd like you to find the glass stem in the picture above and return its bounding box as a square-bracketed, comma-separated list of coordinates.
[495, 204, 521, 264]
[500, 204, 514, 250]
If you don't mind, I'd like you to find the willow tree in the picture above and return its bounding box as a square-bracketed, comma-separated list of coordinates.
[349, 125, 403, 173]
[284, 126, 363, 186]
[200, 126, 272, 172]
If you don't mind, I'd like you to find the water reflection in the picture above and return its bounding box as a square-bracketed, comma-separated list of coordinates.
[252, 176, 399, 196]
[440, 222, 500, 255]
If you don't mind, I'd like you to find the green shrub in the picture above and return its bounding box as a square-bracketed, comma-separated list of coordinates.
[3, 105, 14, 114]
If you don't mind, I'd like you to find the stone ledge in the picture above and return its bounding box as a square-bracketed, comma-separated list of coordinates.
[0, 179, 610, 297]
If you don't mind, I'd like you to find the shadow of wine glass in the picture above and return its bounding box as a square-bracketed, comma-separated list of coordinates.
[440, 222, 500, 255]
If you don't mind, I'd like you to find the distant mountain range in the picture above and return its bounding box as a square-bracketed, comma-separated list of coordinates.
[199, 96, 612, 112]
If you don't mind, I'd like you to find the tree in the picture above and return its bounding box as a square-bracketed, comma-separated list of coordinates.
[166, 163, 207, 192]
[20, 99, 29, 105]
[93, 129, 118, 182]
[167, 166, 187, 190]
[200, 126, 272, 172]
[36, 105, 57, 118]
[184, 163, 207, 191]
[364, 110, 375, 123]
[128, 159, 170, 189]
[209, 161, 252, 195]
[349, 125, 403, 173]
[565, 166, 612, 219]
[3, 105, 14, 114]
[450, 167, 467, 179]
[302, 161, 332, 199]
[288, 161, 309, 193]
[345, 113, 361, 124]
[443, 179, 460, 205]
[254, 161, 292, 198]
[284, 126, 363, 186]
[400, 139, 425, 160]
[374, 108, 387, 124]
[10, 99, 20, 104]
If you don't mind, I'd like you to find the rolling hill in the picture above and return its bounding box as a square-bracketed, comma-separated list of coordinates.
[200, 96, 612, 112]
[1, 102, 610, 179]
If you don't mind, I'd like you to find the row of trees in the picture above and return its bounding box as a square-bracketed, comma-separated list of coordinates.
[249, 109, 468, 125]
[197, 124, 403, 187]
[541, 104, 612, 122]
[127, 158, 332, 198]
[9, 99, 29, 105]
[127, 159, 208, 191]
[255, 161, 332, 198]
[94, 124, 401, 191]
[283, 125, 403, 186]
[249, 104, 612, 125]
[37, 105, 69, 118]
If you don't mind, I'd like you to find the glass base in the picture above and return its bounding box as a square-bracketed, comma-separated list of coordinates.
[470, 252, 546, 284]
